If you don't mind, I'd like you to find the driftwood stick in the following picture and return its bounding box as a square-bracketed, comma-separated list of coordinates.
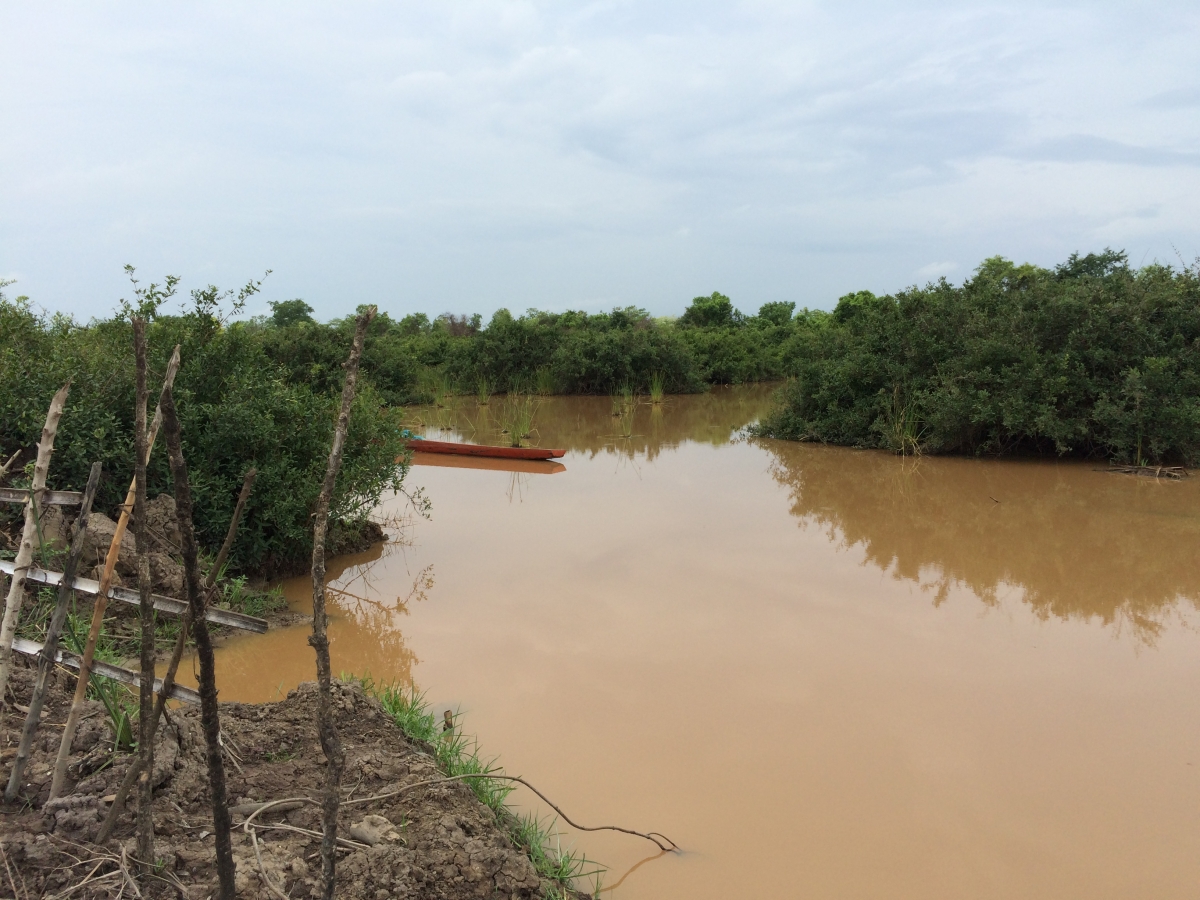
[95, 468, 256, 844]
[344, 773, 680, 852]
[0, 381, 71, 705]
[51, 346, 180, 800]
[310, 307, 374, 900]
[131, 320, 155, 875]
[4, 461, 101, 801]
[160, 385, 236, 900]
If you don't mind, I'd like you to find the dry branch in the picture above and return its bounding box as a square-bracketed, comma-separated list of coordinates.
[342, 773, 680, 852]
[51, 346, 181, 800]
[1105, 463, 1188, 479]
[0, 381, 71, 704]
[160, 385, 236, 900]
[310, 307, 375, 900]
[4, 462, 102, 801]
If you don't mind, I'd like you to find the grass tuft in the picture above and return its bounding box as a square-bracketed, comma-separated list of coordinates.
[499, 394, 540, 448]
[648, 371, 665, 405]
[534, 367, 557, 396]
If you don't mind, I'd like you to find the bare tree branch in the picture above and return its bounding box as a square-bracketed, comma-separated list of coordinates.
[310, 307, 375, 900]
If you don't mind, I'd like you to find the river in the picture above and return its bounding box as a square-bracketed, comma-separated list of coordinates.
[183, 385, 1200, 898]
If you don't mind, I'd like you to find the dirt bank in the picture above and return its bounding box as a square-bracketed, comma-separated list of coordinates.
[0, 661, 586, 899]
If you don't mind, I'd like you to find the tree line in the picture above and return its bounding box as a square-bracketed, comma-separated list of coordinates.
[756, 250, 1200, 465]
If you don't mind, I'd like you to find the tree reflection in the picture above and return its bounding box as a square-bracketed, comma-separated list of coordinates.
[762, 440, 1200, 642]
[409, 384, 780, 462]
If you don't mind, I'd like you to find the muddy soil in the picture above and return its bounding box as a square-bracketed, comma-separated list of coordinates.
[0, 660, 582, 899]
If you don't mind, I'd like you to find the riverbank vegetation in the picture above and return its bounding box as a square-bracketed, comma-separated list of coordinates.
[5, 248, 1198, 581]
[0, 278, 411, 575]
[756, 251, 1200, 464]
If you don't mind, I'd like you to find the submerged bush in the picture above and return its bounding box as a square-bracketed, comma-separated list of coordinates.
[756, 251, 1200, 464]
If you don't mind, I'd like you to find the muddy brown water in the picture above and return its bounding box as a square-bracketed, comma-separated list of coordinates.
[176, 386, 1200, 898]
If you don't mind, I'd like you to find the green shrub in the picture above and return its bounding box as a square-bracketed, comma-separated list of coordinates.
[757, 251, 1200, 464]
[0, 287, 411, 574]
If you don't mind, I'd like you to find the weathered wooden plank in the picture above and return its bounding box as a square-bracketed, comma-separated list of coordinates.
[0, 487, 83, 506]
[10, 637, 201, 705]
[0, 562, 268, 634]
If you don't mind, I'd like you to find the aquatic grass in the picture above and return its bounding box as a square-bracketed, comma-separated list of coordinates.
[419, 369, 454, 407]
[218, 576, 286, 619]
[648, 371, 665, 405]
[354, 676, 605, 897]
[534, 367, 557, 396]
[879, 384, 924, 457]
[499, 393, 540, 448]
[609, 392, 623, 418]
[477, 377, 492, 406]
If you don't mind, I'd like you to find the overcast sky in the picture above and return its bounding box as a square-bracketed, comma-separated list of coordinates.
[2, 2, 1198, 322]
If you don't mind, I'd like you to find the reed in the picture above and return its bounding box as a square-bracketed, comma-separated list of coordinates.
[476, 377, 492, 406]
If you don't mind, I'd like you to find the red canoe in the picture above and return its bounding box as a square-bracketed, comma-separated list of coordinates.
[405, 439, 565, 460]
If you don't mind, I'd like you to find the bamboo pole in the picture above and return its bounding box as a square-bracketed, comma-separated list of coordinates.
[160, 386, 236, 900]
[49, 346, 180, 800]
[4, 462, 101, 801]
[95, 468, 255, 844]
[0, 382, 71, 705]
[311, 307, 374, 900]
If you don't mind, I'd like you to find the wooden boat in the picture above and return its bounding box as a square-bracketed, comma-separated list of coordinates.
[404, 439, 565, 460]
[411, 452, 566, 475]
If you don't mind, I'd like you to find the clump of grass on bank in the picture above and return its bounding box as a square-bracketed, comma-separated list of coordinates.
[354, 676, 604, 898]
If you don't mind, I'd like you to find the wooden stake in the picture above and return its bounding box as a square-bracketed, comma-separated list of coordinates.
[95, 468, 256, 844]
[132, 319, 155, 875]
[4, 461, 101, 801]
[49, 346, 180, 800]
[160, 385, 236, 900]
[311, 307, 374, 900]
[0, 382, 71, 704]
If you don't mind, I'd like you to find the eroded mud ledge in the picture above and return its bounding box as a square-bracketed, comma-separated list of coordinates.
[0, 662, 586, 899]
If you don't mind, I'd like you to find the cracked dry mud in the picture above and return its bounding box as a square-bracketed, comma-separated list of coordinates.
[0, 662, 584, 899]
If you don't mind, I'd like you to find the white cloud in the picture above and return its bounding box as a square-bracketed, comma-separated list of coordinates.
[1, 1, 1198, 319]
